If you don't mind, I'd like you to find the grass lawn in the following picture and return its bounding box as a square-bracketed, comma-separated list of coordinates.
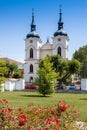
[0, 91, 87, 122]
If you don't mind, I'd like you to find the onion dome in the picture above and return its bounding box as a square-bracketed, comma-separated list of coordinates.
[54, 6, 68, 37]
[26, 9, 40, 39]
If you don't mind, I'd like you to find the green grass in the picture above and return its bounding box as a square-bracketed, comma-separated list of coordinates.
[0, 91, 87, 122]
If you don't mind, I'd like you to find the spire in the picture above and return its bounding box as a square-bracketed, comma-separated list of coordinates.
[46, 37, 50, 43]
[31, 9, 36, 32]
[58, 5, 64, 30]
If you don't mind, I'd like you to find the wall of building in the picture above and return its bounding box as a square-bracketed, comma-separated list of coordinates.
[24, 59, 38, 83]
[81, 79, 87, 91]
[4, 79, 25, 91]
[40, 49, 52, 59]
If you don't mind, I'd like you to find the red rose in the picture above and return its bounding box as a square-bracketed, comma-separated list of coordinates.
[18, 114, 27, 126]
[50, 109, 55, 115]
[60, 106, 67, 111]
[18, 121, 25, 126]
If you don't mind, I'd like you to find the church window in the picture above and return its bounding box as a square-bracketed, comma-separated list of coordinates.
[58, 47, 61, 56]
[57, 37, 61, 41]
[30, 39, 33, 43]
[30, 48, 33, 58]
[30, 77, 33, 83]
[30, 64, 33, 73]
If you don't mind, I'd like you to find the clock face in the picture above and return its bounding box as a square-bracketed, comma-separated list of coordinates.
[30, 39, 33, 43]
[57, 37, 61, 41]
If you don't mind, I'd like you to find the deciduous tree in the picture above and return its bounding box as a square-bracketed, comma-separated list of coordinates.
[73, 45, 87, 78]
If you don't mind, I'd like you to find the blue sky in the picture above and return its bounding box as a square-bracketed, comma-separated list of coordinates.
[0, 0, 87, 62]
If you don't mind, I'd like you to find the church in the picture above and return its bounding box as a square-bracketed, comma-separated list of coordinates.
[24, 8, 69, 85]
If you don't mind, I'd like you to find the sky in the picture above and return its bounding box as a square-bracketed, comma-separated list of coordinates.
[0, 0, 87, 63]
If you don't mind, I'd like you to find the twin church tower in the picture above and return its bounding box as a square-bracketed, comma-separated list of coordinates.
[24, 7, 69, 85]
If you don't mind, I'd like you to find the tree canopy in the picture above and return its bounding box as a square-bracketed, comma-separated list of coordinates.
[0, 60, 23, 79]
[0, 60, 8, 90]
[38, 55, 81, 89]
[73, 45, 87, 78]
[34, 57, 57, 96]
[50, 55, 81, 88]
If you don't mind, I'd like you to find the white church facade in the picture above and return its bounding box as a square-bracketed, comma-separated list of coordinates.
[24, 8, 69, 85]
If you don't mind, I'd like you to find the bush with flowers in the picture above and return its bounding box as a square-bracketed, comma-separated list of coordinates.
[0, 99, 80, 130]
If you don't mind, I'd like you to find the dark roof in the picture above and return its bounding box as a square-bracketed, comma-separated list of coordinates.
[54, 7, 68, 37]
[26, 31, 40, 39]
[26, 9, 40, 39]
[54, 29, 68, 37]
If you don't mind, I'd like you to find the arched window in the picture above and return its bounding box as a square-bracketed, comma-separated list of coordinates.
[30, 64, 33, 73]
[30, 77, 33, 83]
[30, 48, 33, 58]
[58, 47, 61, 56]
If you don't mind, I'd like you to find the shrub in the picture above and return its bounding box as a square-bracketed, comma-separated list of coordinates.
[0, 99, 80, 130]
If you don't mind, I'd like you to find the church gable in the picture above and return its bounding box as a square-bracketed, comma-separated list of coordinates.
[41, 41, 53, 50]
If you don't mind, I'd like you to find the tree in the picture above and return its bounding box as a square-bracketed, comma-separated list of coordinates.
[4, 61, 23, 78]
[0, 60, 8, 91]
[35, 57, 57, 96]
[61, 59, 81, 84]
[48, 55, 81, 88]
[12, 70, 23, 78]
[73, 45, 87, 78]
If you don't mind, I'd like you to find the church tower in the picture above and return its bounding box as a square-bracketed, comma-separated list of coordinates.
[24, 9, 42, 85]
[52, 6, 69, 59]
[24, 7, 69, 85]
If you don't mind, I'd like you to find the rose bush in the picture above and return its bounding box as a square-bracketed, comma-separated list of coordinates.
[0, 99, 80, 130]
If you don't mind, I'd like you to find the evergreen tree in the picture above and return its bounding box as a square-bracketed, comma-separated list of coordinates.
[35, 57, 57, 96]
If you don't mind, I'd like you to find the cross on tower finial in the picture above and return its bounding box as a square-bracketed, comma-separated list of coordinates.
[31, 8, 36, 32]
[32, 8, 34, 17]
[58, 5, 63, 30]
[46, 36, 50, 43]
[60, 4, 62, 10]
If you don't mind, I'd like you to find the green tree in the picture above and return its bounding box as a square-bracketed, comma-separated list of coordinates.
[48, 55, 81, 88]
[0, 60, 8, 91]
[73, 45, 87, 78]
[4, 61, 23, 78]
[12, 70, 23, 78]
[35, 57, 57, 96]
[61, 59, 81, 84]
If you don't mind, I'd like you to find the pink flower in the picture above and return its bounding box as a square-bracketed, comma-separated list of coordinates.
[28, 126, 33, 130]
[39, 109, 43, 113]
[6, 107, 12, 112]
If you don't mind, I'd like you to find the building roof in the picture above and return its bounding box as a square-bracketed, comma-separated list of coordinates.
[26, 31, 40, 39]
[54, 29, 68, 37]
[54, 6, 68, 37]
[41, 40, 52, 50]
[0, 57, 23, 65]
[26, 9, 40, 39]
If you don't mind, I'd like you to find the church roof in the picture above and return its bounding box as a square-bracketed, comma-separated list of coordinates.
[26, 31, 40, 38]
[54, 29, 68, 37]
[41, 40, 52, 50]
[26, 9, 40, 39]
[54, 6, 68, 37]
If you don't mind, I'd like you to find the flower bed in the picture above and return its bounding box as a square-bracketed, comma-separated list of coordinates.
[0, 99, 80, 130]
[25, 85, 38, 90]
